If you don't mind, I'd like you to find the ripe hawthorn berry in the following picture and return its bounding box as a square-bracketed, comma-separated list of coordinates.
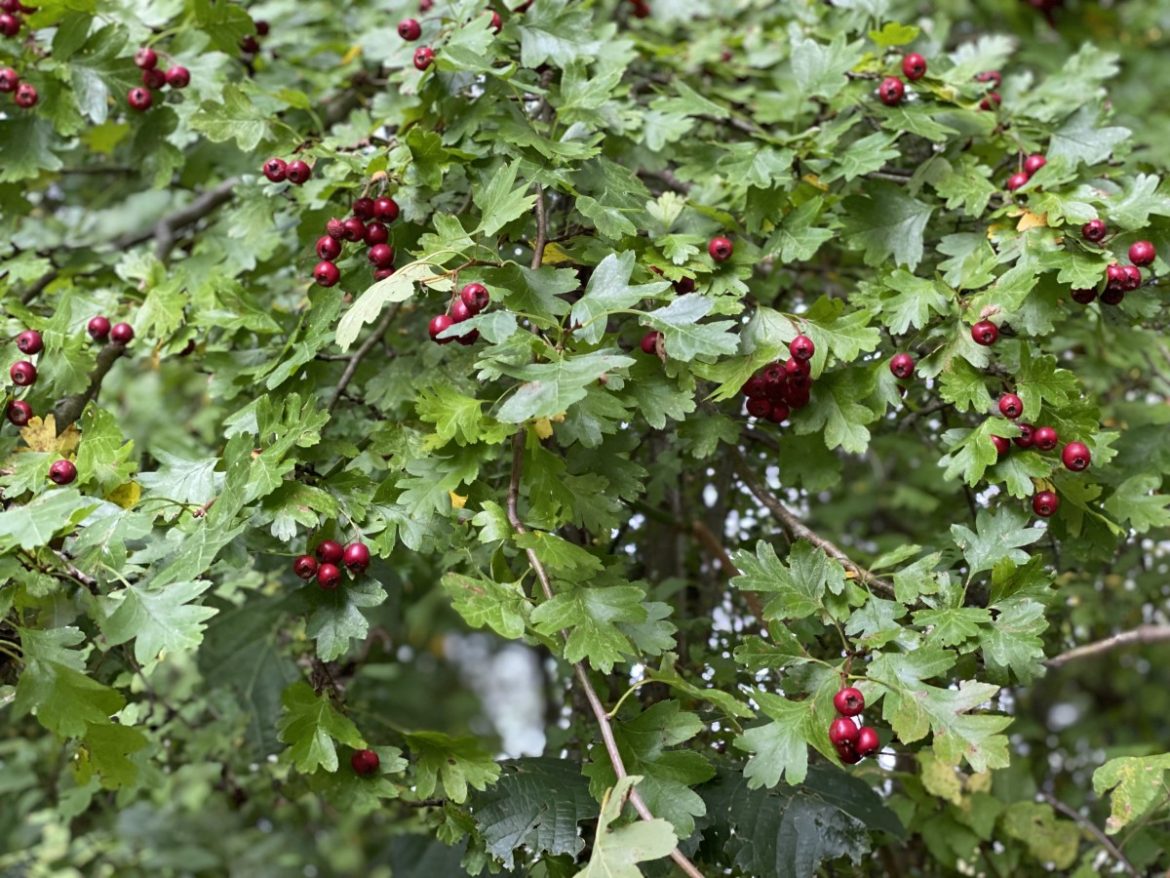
[460, 283, 490, 313]
[351, 749, 380, 776]
[971, 321, 999, 346]
[316, 540, 343, 564]
[1006, 172, 1030, 192]
[16, 330, 42, 355]
[457, 328, 479, 346]
[368, 243, 395, 268]
[1129, 240, 1156, 267]
[742, 375, 766, 399]
[49, 459, 77, 485]
[673, 276, 695, 294]
[1014, 423, 1035, 449]
[1082, 219, 1107, 242]
[316, 235, 341, 261]
[110, 323, 134, 345]
[317, 562, 341, 590]
[374, 197, 400, 222]
[998, 393, 1023, 420]
[877, 76, 905, 106]
[342, 217, 366, 242]
[373, 268, 395, 281]
[855, 726, 880, 758]
[1023, 154, 1047, 175]
[255, 20, 270, 36]
[746, 397, 771, 418]
[708, 236, 733, 261]
[1101, 287, 1125, 306]
[1122, 264, 1142, 291]
[1070, 288, 1096, 304]
[975, 70, 1002, 86]
[1032, 490, 1059, 518]
[127, 87, 153, 111]
[364, 222, 389, 246]
[10, 360, 36, 386]
[829, 717, 859, 746]
[134, 47, 158, 69]
[240, 34, 260, 54]
[0, 67, 17, 92]
[901, 53, 926, 80]
[286, 160, 312, 185]
[88, 316, 111, 341]
[640, 330, 661, 355]
[325, 217, 345, 239]
[313, 261, 340, 287]
[142, 68, 166, 90]
[13, 82, 36, 108]
[1105, 262, 1127, 291]
[1033, 426, 1059, 451]
[889, 352, 915, 379]
[488, 10, 503, 32]
[429, 314, 455, 343]
[784, 357, 810, 378]
[352, 197, 375, 220]
[293, 555, 318, 580]
[7, 399, 32, 426]
[833, 687, 864, 717]
[0, 12, 19, 36]
[398, 18, 422, 40]
[343, 542, 370, 573]
[414, 46, 435, 70]
[450, 300, 473, 323]
[992, 435, 1011, 457]
[165, 66, 190, 89]
[263, 158, 288, 182]
[837, 742, 863, 765]
[789, 335, 815, 361]
[1062, 441, 1091, 472]
[978, 91, 1001, 111]
[767, 402, 790, 423]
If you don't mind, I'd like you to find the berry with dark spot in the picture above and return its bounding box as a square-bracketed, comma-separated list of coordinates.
[878, 76, 905, 106]
[1082, 219, 1107, 242]
[1129, 240, 1156, 267]
[49, 459, 77, 485]
[1033, 426, 1059, 451]
[998, 393, 1023, 420]
[293, 555, 318, 580]
[971, 321, 999, 346]
[10, 360, 36, 386]
[16, 330, 42, 355]
[889, 353, 915, 379]
[901, 53, 926, 81]
[833, 687, 865, 717]
[708, 236, 733, 262]
[1032, 490, 1059, 518]
[1062, 441, 1091, 472]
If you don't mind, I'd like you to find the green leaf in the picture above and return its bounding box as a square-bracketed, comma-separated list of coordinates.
[0, 489, 99, 551]
[1000, 803, 1079, 870]
[14, 627, 124, 738]
[1093, 753, 1170, 834]
[869, 22, 920, 47]
[518, 0, 605, 69]
[939, 359, 992, 413]
[979, 600, 1048, 682]
[841, 182, 934, 270]
[442, 573, 531, 640]
[336, 260, 428, 351]
[405, 731, 501, 804]
[879, 270, 952, 335]
[645, 294, 740, 363]
[790, 34, 863, 100]
[795, 367, 878, 455]
[764, 197, 835, 263]
[1103, 475, 1170, 533]
[277, 681, 365, 774]
[729, 541, 845, 621]
[189, 83, 275, 151]
[101, 580, 218, 666]
[912, 606, 991, 649]
[735, 691, 813, 787]
[1048, 106, 1130, 167]
[950, 508, 1044, 576]
[306, 578, 388, 662]
[571, 251, 670, 345]
[573, 775, 677, 878]
[80, 722, 149, 790]
[530, 584, 648, 673]
[498, 351, 636, 423]
[474, 161, 539, 237]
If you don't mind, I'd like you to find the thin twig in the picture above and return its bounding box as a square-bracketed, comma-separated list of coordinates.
[507, 430, 705, 878]
[327, 305, 400, 412]
[531, 184, 547, 271]
[1045, 625, 1170, 668]
[53, 341, 129, 432]
[1041, 792, 1140, 878]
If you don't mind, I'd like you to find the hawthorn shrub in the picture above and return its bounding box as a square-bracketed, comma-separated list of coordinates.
[2, 1, 1170, 876]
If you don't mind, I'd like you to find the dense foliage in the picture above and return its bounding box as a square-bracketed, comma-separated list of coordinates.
[3, 0, 1170, 875]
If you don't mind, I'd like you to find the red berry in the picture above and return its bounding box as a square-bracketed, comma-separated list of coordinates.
[450, 300, 473, 323]
[784, 357, 810, 378]
[6, 399, 31, 426]
[352, 197, 375, 220]
[1006, 172, 1030, 192]
[1032, 490, 1059, 518]
[13, 82, 36, 108]
[142, 68, 166, 89]
[1101, 287, 1125, 306]
[165, 66, 190, 89]
[1033, 426, 1059, 451]
[414, 46, 435, 70]
[998, 393, 1023, 420]
[746, 397, 771, 418]
[286, 160, 312, 185]
[708, 236, 733, 262]
[134, 47, 158, 69]
[460, 283, 490, 313]
[1082, 219, 1107, 242]
[975, 70, 1002, 86]
[789, 335, 814, 361]
[1122, 264, 1142, 291]
[1129, 240, 1156, 267]
[342, 217, 366, 242]
[263, 158, 287, 182]
[254, 19, 270, 36]
[837, 741, 863, 765]
[673, 276, 695, 294]
[87, 316, 111, 341]
[979, 91, 1001, 111]
[315, 540, 343, 564]
[878, 76, 905, 106]
[240, 35, 260, 54]
[367, 243, 395, 268]
[15, 330, 42, 355]
[488, 10, 503, 31]
[10, 360, 36, 386]
[373, 268, 395, 281]
[829, 716, 859, 747]
[1070, 288, 1096, 304]
[1061, 441, 1091, 472]
[293, 555, 318, 580]
[742, 375, 767, 399]
[343, 541, 371, 572]
[971, 321, 998, 346]
[398, 18, 422, 40]
[430, 314, 455, 343]
[49, 459, 77, 485]
[0, 67, 17, 92]
[1023, 154, 1047, 175]
[889, 352, 915, 379]
[786, 386, 811, 409]
[0, 12, 19, 36]
[992, 435, 1011, 458]
[110, 323, 134, 345]
[1105, 262, 1127, 291]
[317, 562, 341, 590]
[855, 726, 880, 758]
[901, 53, 926, 80]
[325, 217, 345, 239]
[457, 329, 479, 346]
[363, 222, 389, 246]
[766, 402, 789, 423]
[640, 330, 661, 355]
[313, 261, 341, 287]
[316, 235, 341, 261]
[351, 748, 380, 776]
[1014, 423, 1035, 448]
[373, 197, 400, 222]
[127, 87, 153, 111]
[833, 687, 865, 717]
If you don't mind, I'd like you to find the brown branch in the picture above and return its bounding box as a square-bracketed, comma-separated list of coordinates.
[1045, 625, 1170, 669]
[1041, 793, 1140, 878]
[507, 430, 705, 878]
[53, 341, 129, 432]
[327, 305, 400, 412]
[531, 184, 547, 271]
[729, 446, 896, 597]
[19, 268, 60, 305]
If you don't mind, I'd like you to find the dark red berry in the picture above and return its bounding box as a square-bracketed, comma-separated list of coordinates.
[1070, 288, 1096, 304]
[746, 397, 771, 418]
[901, 53, 926, 81]
[398, 18, 422, 40]
[49, 459, 77, 485]
[1023, 154, 1047, 175]
[263, 158, 287, 182]
[341, 217, 366, 242]
[1129, 240, 1156, 267]
[351, 748, 380, 776]
[640, 330, 661, 355]
[325, 217, 345, 239]
[10, 360, 36, 386]
[975, 70, 1002, 86]
[13, 82, 36, 108]
[0, 12, 19, 36]
[15, 329, 42, 355]
[457, 329, 479, 346]
[316, 235, 341, 261]
[286, 160, 312, 185]
[363, 222, 389, 246]
[460, 282, 490, 313]
[110, 323, 134, 345]
[450, 300, 473, 323]
[766, 402, 789, 423]
[786, 386, 811, 409]
[141, 68, 166, 89]
[979, 92, 1001, 111]
[240, 35, 260, 54]
[6, 399, 31, 426]
[373, 268, 395, 281]
[414, 46, 435, 70]
[87, 315, 111, 341]
[889, 352, 915, 379]
[314, 261, 341, 287]
[833, 687, 864, 717]
[127, 87, 153, 111]
[837, 741, 863, 765]
[134, 47, 158, 69]
[1032, 490, 1059, 518]
[0, 67, 17, 92]
[1105, 262, 1127, 291]
[374, 197, 400, 222]
[488, 10, 503, 31]
[1061, 441, 1091, 472]
[317, 562, 341, 590]
[673, 276, 695, 294]
[1014, 423, 1035, 449]
[971, 321, 998, 346]
[1006, 172, 1030, 192]
[293, 555, 318, 580]
[367, 243, 395, 268]
[878, 76, 905, 106]
[1033, 426, 1059, 451]
[789, 335, 815, 361]
[708, 236, 733, 262]
[430, 314, 455, 343]
[255, 20, 270, 36]
[352, 197, 375, 220]
[998, 393, 1023, 420]
[742, 375, 767, 399]
[784, 357, 810, 378]
[1101, 287, 1125, 306]
[1122, 264, 1142, 291]
[343, 541, 370, 572]
[315, 540, 343, 564]
[855, 726, 880, 758]
[1082, 219, 1107, 242]
[164, 66, 190, 89]
[829, 716, 859, 746]
[992, 435, 1011, 458]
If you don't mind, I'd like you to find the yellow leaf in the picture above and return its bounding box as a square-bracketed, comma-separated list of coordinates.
[540, 242, 574, 265]
[1017, 211, 1048, 231]
[20, 416, 81, 455]
[449, 491, 468, 510]
[107, 481, 142, 509]
[802, 173, 828, 191]
[341, 44, 363, 66]
[533, 418, 554, 440]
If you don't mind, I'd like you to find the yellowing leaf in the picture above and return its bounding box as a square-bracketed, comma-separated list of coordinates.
[341, 44, 363, 66]
[21, 416, 81, 455]
[1017, 211, 1048, 231]
[449, 491, 468, 510]
[541, 242, 574, 265]
[107, 481, 142, 509]
[534, 418, 555, 439]
[802, 173, 828, 191]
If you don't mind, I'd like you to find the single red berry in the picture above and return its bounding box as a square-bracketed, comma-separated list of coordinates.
[343, 541, 371, 573]
[1023, 154, 1047, 175]
[450, 300, 473, 323]
[430, 314, 455, 343]
[833, 687, 865, 717]
[373, 268, 395, 281]
[420, 0, 434, 10]
[316, 235, 341, 261]
[1100, 287, 1125, 306]
[127, 87, 153, 111]
[855, 726, 880, 758]
[10, 360, 36, 386]
[352, 197, 375, 220]
[629, 0, 650, 18]
[351, 749, 380, 776]
[746, 397, 771, 418]
[240, 34, 260, 54]
[87, 315, 111, 341]
[460, 282, 490, 313]
[142, 68, 166, 89]
[1014, 423, 1035, 449]
[6, 399, 31, 426]
[293, 555, 318, 580]
[255, 20, 270, 36]
[971, 321, 999, 346]
[979, 92, 1001, 111]
[49, 459, 77, 485]
[286, 160, 312, 185]
[975, 70, 1002, 86]
[889, 352, 915, 379]
[829, 716, 859, 747]
[1061, 441, 1091, 472]
[164, 66, 190, 89]
[341, 217, 366, 242]
[878, 76, 905, 106]
[457, 329, 479, 346]
[767, 402, 789, 423]
[998, 393, 1023, 420]
[789, 335, 815, 361]
[1082, 219, 1107, 242]
[1122, 264, 1142, 291]
[315, 540, 344, 564]
[363, 222, 389, 246]
[640, 330, 661, 355]
[836, 741, 863, 765]
[901, 53, 927, 81]
[0, 67, 17, 92]
[1070, 288, 1096, 304]
[110, 323, 134, 345]
[1105, 262, 1127, 291]
[1006, 172, 1030, 192]
[134, 47, 158, 69]
[398, 18, 422, 40]
[1033, 426, 1059, 451]
[1129, 240, 1156, 267]
[786, 386, 811, 409]
[489, 10, 503, 32]
[263, 158, 287, 182]
[325, 217, 345, 239]
[673, 276, 695, 294]
[784, 357, 810, 378]
[742, 375, 767, 399]
[762, 362, 786, 387]
[367, 243, 395, 268]
[317, 562, 341, 590]
[992, 435, 1011, 458]
[0, 12, 19, 36]
[1032, 490, 1059, 518]
[708, 236, 733, 262]
[313, 261, 341, 287]
[13, 81, 36, 108]
[15, 329, 42, 355]
[414, 46, 435, 70]
[373, 197, 400, 222]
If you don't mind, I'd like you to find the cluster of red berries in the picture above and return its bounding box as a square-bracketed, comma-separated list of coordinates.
[0, 65, 37, 108]
[1072, 220, 1156, 306]
[1005, 152, 1047, 192]
[129, 47, 189, 112]
[0, 0, 32, 38]
[828, 687, 880, 765]
[976, 69, 1002, 111]
[398, 9, 502, 71]
[309, 195, 401, 288]
[262, 156, 313, 186]
[292, 539, 371, 591]
[876, 52, 927, 107]
[429, 283, 491, 346]
[738, 335, 816, 425]
[240, 19, 269, 57]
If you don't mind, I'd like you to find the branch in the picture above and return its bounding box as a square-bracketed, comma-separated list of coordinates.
[507, 431, 705, 878]
[53, 341, 129, 432]
[1041, 793, 1140, 878]
[531, 184, 547, 271]
[326, 304, 400, 412]
[1045, 625, 1170, 668]
[729, 446, 895, 597]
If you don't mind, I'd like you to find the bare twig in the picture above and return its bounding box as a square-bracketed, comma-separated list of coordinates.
[507, 430, 705, 878]
[1045, 625, 1170, 668]
[531, 184, 548, 271]
[327, 305, 400, 412]
[1041, 792, 1140, 878]
[53, 341, 129, 432]
[19, 269, 59, 305]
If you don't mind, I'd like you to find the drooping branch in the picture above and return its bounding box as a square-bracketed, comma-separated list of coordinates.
[507, 431, 705, 878]
[53, 341, 129, 432]
[729, 446, 896, 596]
[1045, 625, 1170, 668]
[327, 304, 400, 412]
